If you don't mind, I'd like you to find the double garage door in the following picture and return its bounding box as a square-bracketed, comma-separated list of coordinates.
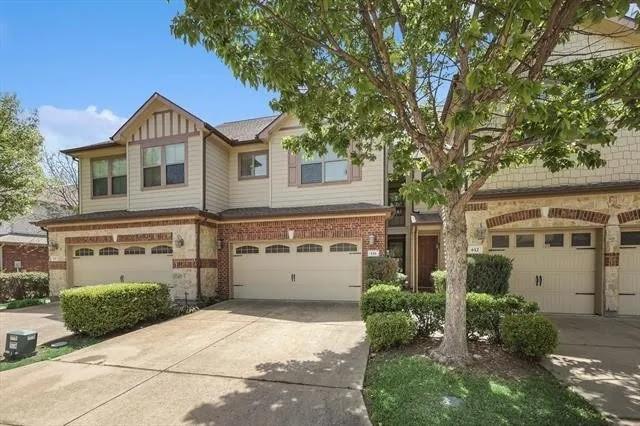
[71, 244, 174, 286]
[232, 240, 362, 301]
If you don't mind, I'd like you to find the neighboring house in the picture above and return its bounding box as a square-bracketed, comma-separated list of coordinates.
[37, 17, 639, 316]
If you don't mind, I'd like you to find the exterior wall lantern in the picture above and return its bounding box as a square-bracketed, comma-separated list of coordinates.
[48, 240, 58, 251]
[174, 235, 184, 248]
[368, 234, 376, 245]
[217, 239, 224, 250]
[474, 223, 487, 241]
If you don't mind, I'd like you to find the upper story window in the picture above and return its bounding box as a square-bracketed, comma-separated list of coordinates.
[143, 143, 185, 188]
[92, 157, 126, 197]
[239, 151, 268, 179]
[301, 147, 348, 184]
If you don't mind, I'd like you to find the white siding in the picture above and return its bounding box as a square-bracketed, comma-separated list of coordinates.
[79, 148, 127, 214]
[128, 133, 203, 211]
[205, 137, 230, 212]
[228, 144, 270, 208]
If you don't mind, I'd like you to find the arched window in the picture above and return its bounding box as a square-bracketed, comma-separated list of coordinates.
[265, 244, 290, 254]
[124, 246, 146, 255]
[99, 247, 119, 256]
[151, 245, 173, 254]
[236, 245, 259, 254]
[75, 248, 94, 257]
[296, 243, 322, 253]
[330, 243, 358, 252]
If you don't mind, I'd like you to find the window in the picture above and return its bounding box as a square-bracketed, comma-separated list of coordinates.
[491, 235, 509, 248]
[516, 234, 535, 248]
[99, 247, 119, 256]
[621, 231, 640, 246]
[92, 156, 126, 197]
[75, 248, 94, 257]
[571, 232, 592, 247]
[151, 245, 173, 254]
[300, 147, 348, 184]
[236, 245, 259, 254]
[124, 246, 145, 255]
[239, 151, 268, 179]
[143, 143, 185, 188]
[297, 243, 323, 253]
[265, 244, 290, 254]
[330, 243, 358, 252]
[545, 233, 564, 247]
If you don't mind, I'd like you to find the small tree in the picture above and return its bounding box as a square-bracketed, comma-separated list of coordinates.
[172, 1, 639, 364]
[0, 94, 44, 221]
[43, 151, 79, 212]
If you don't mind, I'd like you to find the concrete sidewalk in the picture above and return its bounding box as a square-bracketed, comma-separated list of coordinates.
[0, 302, 71, 350]
[543, 315, 640, 424]
[0, 300, 370, 426]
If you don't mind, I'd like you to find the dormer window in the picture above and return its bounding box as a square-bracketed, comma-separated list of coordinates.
[92, 156, 126, 197]
[143, 142, 185, 188]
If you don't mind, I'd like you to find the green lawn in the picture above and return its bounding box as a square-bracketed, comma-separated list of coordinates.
[364, 354, 606, 426]
[0, 336, 101, 372]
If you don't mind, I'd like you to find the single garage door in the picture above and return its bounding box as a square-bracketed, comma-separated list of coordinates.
[619, 230, 640, 315]
[232, 240, 362, 301]
[489, 230, 596, 314]
[71, 244, 173, 286]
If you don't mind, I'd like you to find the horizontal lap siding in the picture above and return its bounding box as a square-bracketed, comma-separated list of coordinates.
[80, 149, 127, 214]
[228, 144, 269, 208]
[206, 139, 229, 212]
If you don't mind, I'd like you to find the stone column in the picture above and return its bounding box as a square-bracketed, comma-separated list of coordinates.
[603, 218, 620, 315]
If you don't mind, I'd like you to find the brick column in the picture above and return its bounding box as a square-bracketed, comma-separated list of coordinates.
[603, 220, 620, 315]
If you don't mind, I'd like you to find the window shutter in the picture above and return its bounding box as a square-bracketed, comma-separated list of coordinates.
[288, 151, 298, 186]
[351, 162, 362, 181]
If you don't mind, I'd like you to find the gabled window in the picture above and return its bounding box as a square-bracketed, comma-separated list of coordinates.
[265, 244, 290, 254]
[297, 243, 323, 253]
[99, 247, 119, 256]
[92, 157, 126, 197]
[236, 245, 259, 254]
[124, 246, 145, 255]
[151, 245, 173, 254]
[330, 243, 358, 252]
[300, 147, 348, 184]
[143, 143, 185, 188]
[75, 248, 94, 257]
[239, 151, 268, 179]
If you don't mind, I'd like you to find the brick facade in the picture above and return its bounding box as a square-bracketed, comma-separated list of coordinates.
[486, 208, 541, 228]
[548, 208, 610, 224]
[1, 244, 48, 272]
[618, 208, 640, 224]
[216, 215, 388, 299]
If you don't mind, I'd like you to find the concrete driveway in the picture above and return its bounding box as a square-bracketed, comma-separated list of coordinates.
[0, 302, 71, 350]
[543, 315, 640, 424]
[0, 300, 370, 426]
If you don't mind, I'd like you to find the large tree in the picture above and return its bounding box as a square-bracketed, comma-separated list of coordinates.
[172, 1, 640, 364]
[43, 150, 79, 212]
[0, 94, 44, 222]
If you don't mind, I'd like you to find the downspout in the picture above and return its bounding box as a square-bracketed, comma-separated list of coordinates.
[196, 218, 202, 301]
[197, 130, 214, 301]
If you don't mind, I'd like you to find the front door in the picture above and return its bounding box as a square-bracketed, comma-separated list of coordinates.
[418, 235, 438, 291]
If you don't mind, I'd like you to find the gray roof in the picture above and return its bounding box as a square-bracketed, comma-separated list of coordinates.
[1, 202, 71, 237]
[215, 115, 280, 142]
[473, 180, 640, 200]
[34, 207, 211, 226]
[61, 140, 121, 155]
[411, 212, 442, 225]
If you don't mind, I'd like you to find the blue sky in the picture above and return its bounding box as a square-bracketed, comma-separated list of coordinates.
[0, 0, 275, 151]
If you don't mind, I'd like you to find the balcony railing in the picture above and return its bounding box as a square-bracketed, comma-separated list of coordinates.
[389, 206, 406, 227]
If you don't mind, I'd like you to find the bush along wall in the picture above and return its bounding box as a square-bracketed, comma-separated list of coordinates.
[0, 272, 49, 302]
[366, 257, 399, 287]
[430, 254, 513, 295]
[60, 283, 171, 337]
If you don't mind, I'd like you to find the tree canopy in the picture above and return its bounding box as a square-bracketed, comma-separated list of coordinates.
[0, 94, 44, 222]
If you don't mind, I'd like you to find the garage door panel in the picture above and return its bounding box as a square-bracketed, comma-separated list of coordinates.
[619, 241, 640, 315]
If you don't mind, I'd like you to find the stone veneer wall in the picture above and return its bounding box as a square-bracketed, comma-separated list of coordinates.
[216, 215, 388, 299]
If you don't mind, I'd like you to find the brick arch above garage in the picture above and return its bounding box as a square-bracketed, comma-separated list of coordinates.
[485, 207, 610, 228]
[618, 208, 640, 224]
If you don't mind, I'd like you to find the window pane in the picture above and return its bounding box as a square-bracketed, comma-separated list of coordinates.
[325, 160, 348, 182]
[240, 154, 254, 177]
[92, 159, 108, 178]
[301, 163, 322, 184]
[621, 231, 640, 246]
[491, 235, 509, 248]
[301, 151, 322, 164]
[545, 233, 564, 247]
[166, 163, 185, 185]
[253, 153, 267, 176]
[516, 234, 535, 248]
[143, 147, 161, 167]
[112, 175, 127, 195]
[144, 166, 161, 187]
[111, 157, 126, 176]
[93, 177, 108, 196]
[165, 143, 185, 165]
[571, 233, 592, 247]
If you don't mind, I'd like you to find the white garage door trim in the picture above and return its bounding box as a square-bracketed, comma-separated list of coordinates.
[619, 228, 640, 316]
[232, 240, 362, 301]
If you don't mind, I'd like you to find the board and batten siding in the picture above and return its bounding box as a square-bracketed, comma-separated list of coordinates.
[78, 147, 127, 214]
[205, 137, 230, 212]
[228, 144, 270, 208]
[127, 133, 203, 211]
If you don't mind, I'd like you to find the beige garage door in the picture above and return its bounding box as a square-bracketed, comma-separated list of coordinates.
[71, 244, 173, 286]
[489, 230, 596, 314]
[232, 241, 362, 301]
[619, 229, 640, 315]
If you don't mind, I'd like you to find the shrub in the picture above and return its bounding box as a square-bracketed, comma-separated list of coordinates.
[467, 254, 513, 295]
[60, 283, 171, 337]
[501, 314, 558, 358]
[407, 292, 445, 336]
[366, 257, 398, 283]
[367, 279, 402, 290]
[467, 293, 539, 341]
[431, 270, 447, 293]
[0, 272, 49, 302]
[6, 298, 46, 309]
[366, 312, 417, 351]
[360, 285, 408, 319]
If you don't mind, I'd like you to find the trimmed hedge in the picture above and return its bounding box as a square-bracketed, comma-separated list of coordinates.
[60, 283, 171, 336]
[0, 272, 49, 302]
[366, 312, 417, 351]
[6, 298, 46, 309]
[366, 257, 398, 284]
[409, 292, 446, 336]
[501, 314, 558, 358]
[431, 270, 447, 293]
[430, 254, 513, 296]
[360, 284, 408, 319]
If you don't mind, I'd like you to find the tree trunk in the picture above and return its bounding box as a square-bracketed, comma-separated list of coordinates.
[431, 199, 470, 365]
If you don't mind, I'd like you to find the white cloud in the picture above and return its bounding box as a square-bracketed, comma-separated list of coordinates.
[38, 105, 126, 152]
